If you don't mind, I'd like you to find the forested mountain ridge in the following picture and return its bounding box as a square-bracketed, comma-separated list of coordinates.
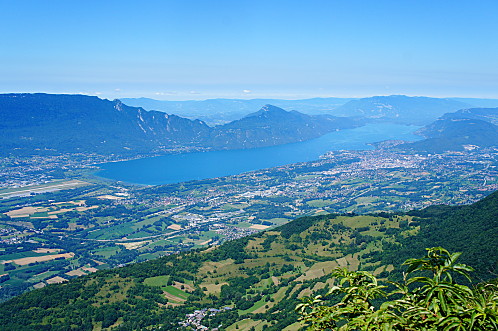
[402, 107, 498, 152]
[441, 106, 498, 124]
[1, 191, 497, 330]
[0, 93, 210, 155]
[0, 94, 358, 156]
[209, 104, 360, 149]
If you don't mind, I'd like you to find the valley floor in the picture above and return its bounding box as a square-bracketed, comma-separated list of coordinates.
[1, 146, 498, 302]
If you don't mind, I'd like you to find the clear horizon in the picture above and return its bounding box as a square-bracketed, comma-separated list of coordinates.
[2, 1, 498, 100]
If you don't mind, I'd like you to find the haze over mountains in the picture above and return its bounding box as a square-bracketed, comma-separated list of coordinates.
[123, 95, 498, 125]
[121, 97, 355, 125]
[403, 107, 498, 152]
[331, 95, 471, 125]
[3, 93, 498, 156]
[0, 94, 358, 156]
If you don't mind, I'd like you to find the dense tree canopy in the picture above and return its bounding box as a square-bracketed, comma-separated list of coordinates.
[297, 247, 498, 330]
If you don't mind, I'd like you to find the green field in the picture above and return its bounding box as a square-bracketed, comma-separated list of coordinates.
[306, 199, 334, 208]
[239, 299, 267, 314]
[93, 246, 120, 259]
[143, 275, 170, 287]
[164, 286, 189, 300]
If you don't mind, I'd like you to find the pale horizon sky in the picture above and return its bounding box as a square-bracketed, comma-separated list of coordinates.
[1, 0, 498, 101]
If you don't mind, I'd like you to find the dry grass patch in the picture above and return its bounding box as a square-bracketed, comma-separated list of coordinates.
[246, 237, 266, 250]
[75, 206, 98, 212]
[6, 206, 48, 217]
[298, 287, 314, 299]
[32, 248, 62, 254]
[173, 281, 194, 292]
[312, 282, 326, 292]
[82, 267, 98, 273]
[227, 318, 269, 331]
[282, 322, 303, 331]
[249, 224, 270, 230]
[97, 195, 124, 200]
[199, 259, 234, 274]
[296, 260, 338, 282]
[48, 208, 73, 215]
[167, 224, 182, 230]
[66, 269, 87, 276]
[163, 291, 186, 303]
[32, 215, 57, 219]
[116, 241, 149, 250]
[4, 252, 74, 265]
[345, 254, 360, 270]
[46, 276, 68, 284]
[252, 287, 287, 314]
[288, 283, 303, 297]
[336, 256, 348, 267]
[201, 282, 228, 295]
[33, 282, 46, 289]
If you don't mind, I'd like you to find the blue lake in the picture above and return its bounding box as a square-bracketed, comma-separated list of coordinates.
[96, 123, 422, 185]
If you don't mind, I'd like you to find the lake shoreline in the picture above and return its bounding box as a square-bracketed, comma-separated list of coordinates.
[96, 123, 422, 186]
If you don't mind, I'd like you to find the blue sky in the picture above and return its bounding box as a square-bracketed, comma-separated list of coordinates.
[1, 0, 497, 100]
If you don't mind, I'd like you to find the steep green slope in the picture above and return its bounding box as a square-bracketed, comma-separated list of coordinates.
[385, 189, 498, 279]
[1, 192, 497, 330]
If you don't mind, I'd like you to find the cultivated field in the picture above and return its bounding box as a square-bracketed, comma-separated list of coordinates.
[2, 253, 74, 266]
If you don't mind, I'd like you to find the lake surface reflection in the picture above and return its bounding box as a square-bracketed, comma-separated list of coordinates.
[96, 123, 421, 185]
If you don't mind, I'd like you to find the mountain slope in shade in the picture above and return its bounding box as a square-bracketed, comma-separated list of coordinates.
[402, 107, 498, 152]
[441, 107, 498, 125]
[209, 104, 361, 149]
[0, 94, 211, 155]
[0, 94, 359, 156]
[333, 95, 470, 124]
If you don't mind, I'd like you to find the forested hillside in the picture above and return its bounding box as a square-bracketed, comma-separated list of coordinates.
[0, 94, 358, 156]
[402, 107, 498, 152]
[1, 192, 497, 330]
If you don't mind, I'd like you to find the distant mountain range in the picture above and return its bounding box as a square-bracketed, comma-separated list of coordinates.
[4, 93, 498, 156]
[0, 94, 359, 156]
[121, 97, 354, 125]
[123, 95, 498, 126]
[209, 105, 360, 149]
[402, 107, 498, 152]
[441, 107, 498, 125]
[331, 95, 471, 125]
